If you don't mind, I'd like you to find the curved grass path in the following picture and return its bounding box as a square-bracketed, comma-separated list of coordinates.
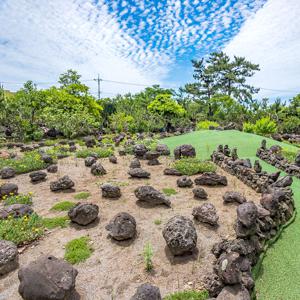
[161, 130, 300, 300]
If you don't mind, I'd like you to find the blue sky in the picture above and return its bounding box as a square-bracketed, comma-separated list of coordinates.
[0, 0, 299, 99]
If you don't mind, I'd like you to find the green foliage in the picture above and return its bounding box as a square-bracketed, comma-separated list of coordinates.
[280, 116, 300, 134]
[109, 112, 134, 133]
[75, 147, 114, 159]
[281, 149, 298, 163]
[64, 236, 93, 264]
[162, 188, 177, 196]
[173, 158, 216, 175]
[154, 219, 162, 225]
[50, 201, 76, 211]
[163, 290, 209, 300]
[243, 122, 255, 133]
[0, 151, 46, 174]
[3, 193, 33, 206]
[42, 216, 70, 229]
[0, 213, 44, 245]
[254, 117, 277, 136]
[143, 242, 153, 272]
[73, 192, 91, 200]
[196, 120, 219, 130]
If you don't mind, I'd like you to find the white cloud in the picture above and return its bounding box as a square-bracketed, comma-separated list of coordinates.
[224, 0, 300, 100]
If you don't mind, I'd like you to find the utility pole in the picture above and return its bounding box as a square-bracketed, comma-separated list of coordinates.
[94, 74, 102, 100]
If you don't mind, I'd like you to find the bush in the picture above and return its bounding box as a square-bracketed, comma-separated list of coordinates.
[0, 213, 44, 245]
[243, 122, 255, 133]
[75, 147, 114, 158]
[50, 201, 76, 211]
[0, 151, 47, 174]
[254, 117, 277, 136]
[173, 158, 216, 176]
[196, 120, 219, 130]
[164, 290, 209, 300]
[280, 116, 300, 134]
[281, 149, 298, 163]
[3, 193, 33, 206]
[64, 236, 93, 264]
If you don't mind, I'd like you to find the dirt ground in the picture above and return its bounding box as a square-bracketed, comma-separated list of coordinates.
[0, 154, 261, 300]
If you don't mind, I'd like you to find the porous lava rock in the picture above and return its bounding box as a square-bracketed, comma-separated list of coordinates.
[223, 191, 246, 204]
[0, 240, 18, 275]
[192, 187, 208, 200]
[195, 173, 228, 186]
[174, 144, 196, 159]
[0, 167, 15, 179]
[192, 203, 219, 226]
[101, 183, 121, 199]
[50, 176, 74, 191]
[91, 162, 107, 176]
[130, 283, 162, 300]
[68, 203, 99, 225]
[134, 186, 171, 207]
[128, 168, 150, 179]
[29, 171, 47, 183]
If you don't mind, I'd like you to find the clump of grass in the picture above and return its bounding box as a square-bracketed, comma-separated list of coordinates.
[154, 219, 162, 225]
[50, 201, 75, 211]
[0, 213, 44, 245]
[76, 147, 114, 159]
[42, 216, 70, 229]
[44, 139, 59, 146]
[162, 188, 177, 196]
[64, 236, 93, 264]
[173, 158, 216, 176]
[46, 146, 71, 159]
[281, 148, 298, 163]
[3, 192, 33, 206]
[73, 192, 91, 200]
[163, 290, 209, 300]
[0, 151, 47, 174]
[143, 242, 153, 272]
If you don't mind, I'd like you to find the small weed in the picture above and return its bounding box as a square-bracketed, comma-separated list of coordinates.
[0, 213, 44, 245]
[162, 188, 177, 196]
[42, 216, 70, 229]
[64, 236, 93, 264]
[173, 158, 216, 176]
[3, 192, 33, 206]
[163, 290, 209, 300]
[143, 242, 153, 272]
[154, 219, 162, 225]
[76, 147, 114, 159]
[73, 192, 91, 200]
[50, 201, 76, 211]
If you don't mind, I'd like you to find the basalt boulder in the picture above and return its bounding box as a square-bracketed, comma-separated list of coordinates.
[106, 212, 136, 241]
[216, 284, 250, 300]
[0, 183, 18, 197]
[133, 144, 148, 158]
[83, 136, 96, 148]
[192, 187, 208, 200]
[68, 203, 99, 225]
[192, 203, 219, 226]
[50, 176, 74, 192]
[174, 144, 196, 159]
[195, 173, 228, 186]
[177, 176, 193, 188]
[101, 183, 121, 199]
[223, 191, 246, 204]
[91, 162, 107, 176]
[128, 168, 150, 179]
[134, 186, 171, 207]
[156, 144, 170, 156]
[129, 159, 141, 169]
[0, 204, 33, 220]
[0, 240, 18, 275]
[109, 155, 117, 164]
[18, 255, 78, 300]
[162, 215, 197, 256]
[237, 202, 258, 228]
[130, 283, 162, 300]
[47, 164, 58, 173]
[29, 171, 47, 183]
[0, 167, 16, 179]
[84, 156, 97, 167]
[163, 168, 182, 176]
[41, 154, 53, 164]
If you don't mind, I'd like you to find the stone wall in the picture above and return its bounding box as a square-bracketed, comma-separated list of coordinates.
[256, 139, 300, 179]
[205, 145, 295, 299]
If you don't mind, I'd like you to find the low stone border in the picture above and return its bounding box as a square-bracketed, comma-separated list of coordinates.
[203, 145, 296, 299]
[256, 139, 300, 179]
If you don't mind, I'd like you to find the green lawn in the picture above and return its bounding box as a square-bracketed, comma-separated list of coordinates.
[161, 130, 300, 300]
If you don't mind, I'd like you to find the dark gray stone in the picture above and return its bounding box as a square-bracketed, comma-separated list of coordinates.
[68, 203, 99, 225]
[128, 168, 150, 179]
[50, 176, 74, 191]
[41, 154, 53, 164]
[0, 240, 18, 275]
[163, 168, 182, 176]
[174, 144, 196, 159]
[85, 156, 97, 167]
[134, 186, 171, 207]
[177, 176, 193, 188]
[91, 162, 107, 176]
[0, 204, 33, 220]
[129, 159, 141, 169]
[156, 144, 170, 156]
[216, 284, 250, 300]
[0, 167, 16, 179]
[223, 191, 246, 204]
[29, 171, 47, 183]
[192, 187, 208, 200]
[130, 283, 162, 300]
[237, 202, 258, 228]
[47, 164, 58, 173]
[109, 155, 117, 164]
[192, 203, 219, 226]
[195, 173, 228, 186]
[101, 184, 121, 199]
[0, 183, 18, 197]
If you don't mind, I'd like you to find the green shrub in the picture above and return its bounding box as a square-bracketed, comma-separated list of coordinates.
[3, 193, 33, 206]
[73, 192, 91, 200]
[162, 188, 177, 196]
[76, 147, 114, 158]
[281, 149, 298, 163]
[64, 236, 93, 264]
[0, 213, 44, 245]
[173, 158, 216, 176]
[254, 117, 277, 136]
[196, 120, 219, 130]
[280, 116, 300, 134]
[50, 201, 76, 211]
[0, 151, 47, 174]
[42, 216, 70, 229]
[143, 242, 153, 272]
[243, 122, 255, 133]
[163, 290, 209, 300]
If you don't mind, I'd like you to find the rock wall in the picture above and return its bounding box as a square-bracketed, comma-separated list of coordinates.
[205, 145, 295, 299]
[256, 139, 300, 179]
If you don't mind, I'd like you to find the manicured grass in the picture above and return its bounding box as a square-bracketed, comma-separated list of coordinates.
[163, 290, 209, 300]
[73, 192, 91, 200]
[172, 158, 216, 175]
[50, 201, 76, 211]
[0, 213, 44, 245]
[162, 130, 300, 300]
[162, 188, 177, 196]
[64, 236, 93, 264]
[42, 216, 70, 229]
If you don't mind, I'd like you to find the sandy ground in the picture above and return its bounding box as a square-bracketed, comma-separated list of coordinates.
[0, 154, 261, 300]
